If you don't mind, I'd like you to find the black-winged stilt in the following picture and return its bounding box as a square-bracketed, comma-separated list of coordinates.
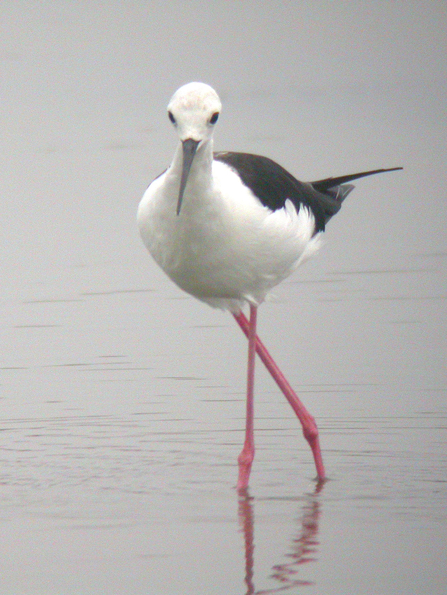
[137, 82, 402, 489]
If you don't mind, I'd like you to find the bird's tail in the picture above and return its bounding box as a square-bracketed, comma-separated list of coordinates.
[311, 167, 403, 196]
[310, 166, 403, 227]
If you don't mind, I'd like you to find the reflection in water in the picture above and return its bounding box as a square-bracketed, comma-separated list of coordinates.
[239, 492, 255, 594]
[238, 482, 324, 594]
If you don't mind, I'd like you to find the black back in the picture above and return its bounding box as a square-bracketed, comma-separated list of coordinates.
[214, 151, 402, 233]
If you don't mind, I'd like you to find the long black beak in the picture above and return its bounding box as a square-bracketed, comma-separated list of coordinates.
[177, 138, 200, 215]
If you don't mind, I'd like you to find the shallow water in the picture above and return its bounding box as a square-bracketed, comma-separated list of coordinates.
[1, 2, 447, 594]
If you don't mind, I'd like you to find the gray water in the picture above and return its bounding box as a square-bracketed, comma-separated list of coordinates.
[1, 2, 446, 594]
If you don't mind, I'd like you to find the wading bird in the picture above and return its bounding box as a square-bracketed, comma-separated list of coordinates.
[137, 82, 401, 489]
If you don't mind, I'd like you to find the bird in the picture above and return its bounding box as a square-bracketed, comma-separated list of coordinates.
[137, 81, 402, 490]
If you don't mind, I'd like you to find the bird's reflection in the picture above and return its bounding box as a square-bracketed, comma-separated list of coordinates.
[238, 481, 324, 594]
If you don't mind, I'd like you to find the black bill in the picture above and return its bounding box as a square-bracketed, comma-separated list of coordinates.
[177, 138, 200, 215]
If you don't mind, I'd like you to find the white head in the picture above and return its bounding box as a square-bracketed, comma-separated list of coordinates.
[167, 83, 222, 214]
[167, 82, 222, 143]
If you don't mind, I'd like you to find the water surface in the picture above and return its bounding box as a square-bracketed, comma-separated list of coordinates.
[1, 2, 446, 594]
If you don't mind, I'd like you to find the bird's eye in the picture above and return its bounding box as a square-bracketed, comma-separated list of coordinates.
[168, 111, 176, 124]
[209, 112, 219, 125]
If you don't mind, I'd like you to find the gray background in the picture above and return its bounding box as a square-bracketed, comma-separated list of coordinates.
[1, 2, 446, 594]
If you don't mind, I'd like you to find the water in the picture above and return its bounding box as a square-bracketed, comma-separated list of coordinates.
[1, 2, 446, 594]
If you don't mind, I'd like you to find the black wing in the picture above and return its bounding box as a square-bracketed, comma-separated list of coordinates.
[214, 151, 402, 233]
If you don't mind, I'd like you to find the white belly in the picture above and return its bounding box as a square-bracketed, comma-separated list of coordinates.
[137, 160, 321, 311]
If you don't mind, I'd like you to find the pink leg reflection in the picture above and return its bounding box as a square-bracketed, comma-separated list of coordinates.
[238, 483, 324, 593]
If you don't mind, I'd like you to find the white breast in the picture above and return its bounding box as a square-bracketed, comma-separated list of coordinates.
[138, 160, 321, 311]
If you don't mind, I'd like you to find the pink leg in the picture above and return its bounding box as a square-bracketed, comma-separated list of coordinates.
[233, 310, 326, 481]
[237, 304, 257, 490]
